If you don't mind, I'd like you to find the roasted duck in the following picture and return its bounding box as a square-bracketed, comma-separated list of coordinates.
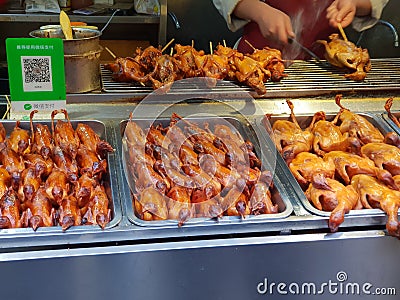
[351, 174, 400, 237]
[335, 95, 384, 144]
[0, 188, 22, 229]
[361, 143, 400, 176]
[248, 46, 286, 82]
[51, 109, 80, 160]
[289, 152, 335, 188]
[7, 121, 30, 155]
[305, 174, 360, 232]
[265, 100, 314, 164]
[309, 111, 361, 156]
[317, 33, 371, 81]
[30, 110, 53, 159]
[323, 150, 396, 189]
[24, 187, 55, 230]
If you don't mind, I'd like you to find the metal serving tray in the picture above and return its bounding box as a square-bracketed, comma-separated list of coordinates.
[119, 116, 293, 227]
[0, 119, 122, 236]
[382, 111, 400, 135]
[260, 112, 400, 219]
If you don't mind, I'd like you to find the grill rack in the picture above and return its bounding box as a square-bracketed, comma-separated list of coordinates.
[101, 58, 400, 97]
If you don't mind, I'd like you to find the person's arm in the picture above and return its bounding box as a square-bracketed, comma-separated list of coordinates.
[326, 0, 389, 31]
[212, 0, 294, 44]
[233, 0, 294, 44]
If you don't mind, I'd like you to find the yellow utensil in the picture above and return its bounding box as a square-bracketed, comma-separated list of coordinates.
[60, 10, 73, 40]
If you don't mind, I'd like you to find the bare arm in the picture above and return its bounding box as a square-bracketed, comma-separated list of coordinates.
[233, 0, 294, 44]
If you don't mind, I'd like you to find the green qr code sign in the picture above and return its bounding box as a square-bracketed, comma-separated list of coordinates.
[6, 38, 66, 102]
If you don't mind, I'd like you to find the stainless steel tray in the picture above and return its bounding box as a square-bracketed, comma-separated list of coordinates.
[0, 119, 122, 236]
[119, 116, 293, 227]
[260, 112, 400, 218]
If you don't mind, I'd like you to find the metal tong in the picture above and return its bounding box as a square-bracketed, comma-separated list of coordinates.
[288, 37, 321, 62]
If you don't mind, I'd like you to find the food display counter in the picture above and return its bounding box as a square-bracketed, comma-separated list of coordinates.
[0, 50, 400, 299]
[0, 91, 399, 299]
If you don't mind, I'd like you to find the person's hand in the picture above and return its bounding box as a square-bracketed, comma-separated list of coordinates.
[253, 4, 295, 44]
[326, 0, 357, 28]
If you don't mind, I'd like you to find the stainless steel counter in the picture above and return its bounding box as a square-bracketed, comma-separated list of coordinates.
[0, 92, 399, 300]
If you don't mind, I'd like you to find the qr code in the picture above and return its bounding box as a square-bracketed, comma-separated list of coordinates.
[21, 56, 53, 92]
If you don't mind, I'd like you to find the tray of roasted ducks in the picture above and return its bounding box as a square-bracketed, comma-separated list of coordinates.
[261, 95, 400, 238]
[0, 109, 121, 233]
[120, 112, 293, 227]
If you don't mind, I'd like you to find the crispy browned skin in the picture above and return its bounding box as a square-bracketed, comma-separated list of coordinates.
[335, 95, 384, 144]
[173, 44, 204, 78]
[351, 174, 400, 237]
[52, 146, 79, 183]
[135, 187, 168, 221]
[233, 55, 269, 95]
[76, 123, 114, 158]
[30, 110, 53, 159]
[45, 169, 69, 206]
[58, 195, 81, 231]
[24, 153, 53, 178]
[74, 173, 97, 208]
[289, 152, 335, 188]
[51, 109, 80, 159]
[82, 185, 110, 229]
[248, 46, 286, 82]
[317, 33, 371, 81]
[133, 161, 169, 194]
[249, 181, 278, 215]
[124, 113, 147, 147]
[0, 188, 22, 229]
[361, 143, 400, 176]
[0, 167, 11, 199]
[18, 167, 41, 203]
[7, 120, 30, 155]
[76, 145, 107, 178]
[104, 57, 150, 83]
[24, 187, 54, 230]
[126, 113, 276, 223]
[220, 186, 250, 217]
[324, 151, 396, 189]
[0, 143, 25, 190]
[149, 54, 184, 90]
[266, 100, 314, 164]
[167, 185, 194, 226]
[305, 174, 360, 232]
[309, 110, 361, 156]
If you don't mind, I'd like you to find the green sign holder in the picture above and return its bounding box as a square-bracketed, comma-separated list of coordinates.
[6, 37, 66, 119]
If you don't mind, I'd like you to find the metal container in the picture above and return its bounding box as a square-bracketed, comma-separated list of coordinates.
[29, 27, 102, 93]
[0, 119, 121, 236]
[260, 112, 400, 219]
[119, 116, 293, 227]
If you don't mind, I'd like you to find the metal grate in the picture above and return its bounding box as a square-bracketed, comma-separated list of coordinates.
[101, 58, 400, 97]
